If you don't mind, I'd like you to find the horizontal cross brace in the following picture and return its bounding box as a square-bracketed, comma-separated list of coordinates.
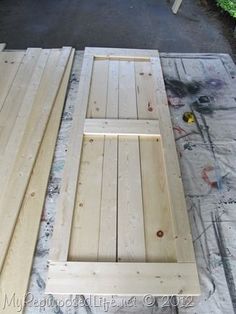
[84, 119, 160, 136]
[46, 262, 200, 296]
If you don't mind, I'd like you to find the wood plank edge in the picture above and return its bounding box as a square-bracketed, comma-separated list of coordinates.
[0, 43, 6, 51]
[46, 262, 200, 296]
[172, 0, 182, 14]
[49, 52, 94, 261]
[85, 47, 159, 58]
[84, 119, 160, 136]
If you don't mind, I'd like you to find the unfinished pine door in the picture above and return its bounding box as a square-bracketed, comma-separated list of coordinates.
[47, 48, 200, 296]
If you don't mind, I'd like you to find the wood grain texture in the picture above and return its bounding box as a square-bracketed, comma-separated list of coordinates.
[98, 59, 119, 262]
[135, 59, 177, 262]
[69, 135, 104, 261]
[150, 56, 195, 262]
[0, 48, 42, 154]
[0, 49, 74, 314]
[69, 58, 108, 261]
[117, 59, 146, 262]
[48, 47, 199, 296]
[50, 52, 94, 261]
[84, 119, 160, 136]
[0, 49, 51, 193]
[0, 51, 25, 111]
[85, 47, 158, 58]
[46, 262, 200, 296]
[0, 47, 72, 272]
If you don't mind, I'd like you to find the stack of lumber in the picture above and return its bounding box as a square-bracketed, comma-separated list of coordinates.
[0, 45, 74, 313]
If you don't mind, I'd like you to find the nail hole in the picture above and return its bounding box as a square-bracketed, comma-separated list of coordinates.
[156, 230, 164, 237]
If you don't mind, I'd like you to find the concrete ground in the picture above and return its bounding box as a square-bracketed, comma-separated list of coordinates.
[0, 0, 234, 56]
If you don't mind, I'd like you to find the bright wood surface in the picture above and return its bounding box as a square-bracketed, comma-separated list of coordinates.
[69, 58, 111, 261]
[46, 262, 200, 296]
[49, 52, 94, 261]
[0, 49, 74, 314]
[117, 59, 145, 262]
[0, 48, 42, 154]
[0, 43, 6, 51]
[0, 47, 72, 272]
[48, 47, 199, 296]
[97, 59, 119, 262]
[0, 49, 51, 192]
[84, 119, 160, 136]
[0, 51, 25, 111]
[172, 0, 182, 14]
[85, 47, 158, 58]
[150, 57, 195, 262]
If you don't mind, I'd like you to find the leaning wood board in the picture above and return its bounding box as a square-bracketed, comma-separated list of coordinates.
[0, 43, 6, 51]
[0, 49, 74, 314]
[47, 47, 200, 296]
[172, 0, 182, 14]
[0, 47, 72, 273]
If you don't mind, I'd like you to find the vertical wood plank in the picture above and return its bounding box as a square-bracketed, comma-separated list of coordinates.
[86, 59, 109, 117]
[49, 52, 94, 262]
[0, 48, 42, 151]
[135, 60, 177, 262]
[0, 50, 51, 195]
[69, 59, 109, 261]
[139, 137, 177, 262]
[118, 60, 137, 118]
[69, 136, 104, 261]
[0, 51, 25, 111]
[98, 60, 119, 261]
[150, 55, 195, 262]
[118, 137, 146, 262]
[135, 61, 159, 120]
[118, 60, 146, 262]
[106, 60, 119, 118]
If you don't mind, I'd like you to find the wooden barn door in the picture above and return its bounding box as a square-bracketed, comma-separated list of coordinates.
[47, 48, 200, 296]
